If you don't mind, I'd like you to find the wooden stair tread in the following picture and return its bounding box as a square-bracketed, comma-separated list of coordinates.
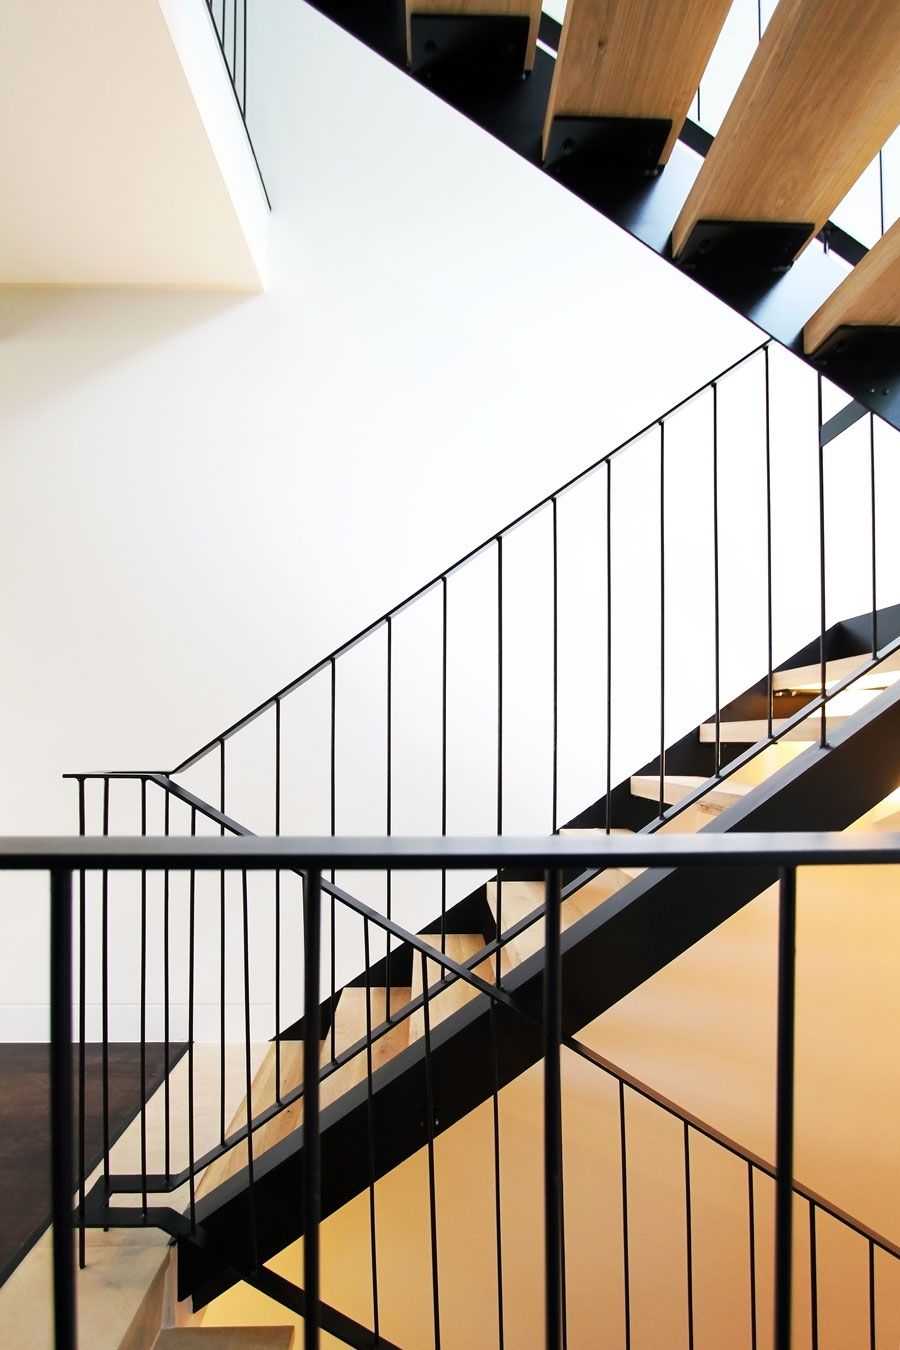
[773, 649, 900, 692]
[805, 215, 900, 354]
[543, 0, 731, 165]
[672, 0, 900, 260]
[320, 987, 412, 1109]
[197, 985, 416, 1199]
[558, 827, 642, 878]
[699, 715, 847, 744]
[486, 870, 631, 965]
[630, 773, 750, 813]
[196, 1042, 306, 1199]
[408, 934, 506, 1041]
[155, 1330, 295, 1349]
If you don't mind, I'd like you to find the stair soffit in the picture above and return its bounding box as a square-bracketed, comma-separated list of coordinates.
[0, 0, 267, 288]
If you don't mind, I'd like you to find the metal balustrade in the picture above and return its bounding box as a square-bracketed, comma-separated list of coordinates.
[8, 832, 900, 1350]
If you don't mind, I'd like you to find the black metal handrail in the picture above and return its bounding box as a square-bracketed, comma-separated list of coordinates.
[15, 832, 900, 1350]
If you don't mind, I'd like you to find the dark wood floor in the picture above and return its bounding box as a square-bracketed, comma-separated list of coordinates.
[0, 1043, 185, 1287]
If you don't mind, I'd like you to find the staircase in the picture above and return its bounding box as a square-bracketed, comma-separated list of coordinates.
[61, 614, 900, 1349]
[304, 0, 900, 432]
[55, 299, 900, 1343]
[171, 628, 900, 1302]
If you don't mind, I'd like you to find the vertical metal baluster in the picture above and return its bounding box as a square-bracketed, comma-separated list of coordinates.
[163, 789, 171, 1183]
[765, 347, 774, 740]
[748, 1163, 758, 1350]
[870, 413, 878, 656]
[50, 866, 76, 1350]
[496, 537, 504, 985]
[659, 421, 666, 818]
[868, 1238, 876, 1350]
[817, 376, 828, 748]
[606, 459, 613, 834]
[275, 698, 283, 1106]
[241, 871, 259, 1272]
[303, 870, 322, 1350]
[242, 0, 248, 116]
[330, 660, 337, 1049]
[544, 868, 563, 1350]
[101, 778, 110, 1201]
[757, 0, 763, 39]
[619, 1080, 631, 1350]
[809, 1203, 819, 1350]
[552, 499, 560, 834]
[140, 778, 148, 1217]
[421, 952, 442, 1350]
[774, 865, 797, 1350]
[684, 1122, 695, 1350]
[489, 1002, 505, 1350]
[188, 808, 197, 1233]
[219, 739, 227, 1144]
[231, 0, 237, 85]
[363, 921, 380, 1340]
[441, 577, 448, 962]
[386, 618, 393, 1007]
[712, 383, 722, 770]
[77, 779, 86, 1269]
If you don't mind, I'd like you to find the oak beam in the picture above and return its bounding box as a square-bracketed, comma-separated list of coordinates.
[672, 0, 900, 261]
[543, 0, 732, 165]
[805, 216, 900, 354]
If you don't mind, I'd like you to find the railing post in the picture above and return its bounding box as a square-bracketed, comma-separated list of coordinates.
[544, 868, 563, 1350]
[303, 869, 322, 1350]
[774, 865, 797, 1350]
[50, 866, 76, 1350]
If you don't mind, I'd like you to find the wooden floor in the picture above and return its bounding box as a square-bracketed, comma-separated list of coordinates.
[0, 1042, 184, 1289]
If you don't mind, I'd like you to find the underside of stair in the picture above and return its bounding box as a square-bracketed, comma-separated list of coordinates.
[177, 673, 900, 1310]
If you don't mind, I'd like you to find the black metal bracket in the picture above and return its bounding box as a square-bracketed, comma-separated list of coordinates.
[807, 326, 900, 424]
[410, 13, 531, 81]
[675, 219, 814, 274]
[544, 115, 672, 180]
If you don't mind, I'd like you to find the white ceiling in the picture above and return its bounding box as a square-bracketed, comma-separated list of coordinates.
[0, 0, 267, 288]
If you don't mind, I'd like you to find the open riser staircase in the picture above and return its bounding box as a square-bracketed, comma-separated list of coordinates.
[60, 338, 900, 1347]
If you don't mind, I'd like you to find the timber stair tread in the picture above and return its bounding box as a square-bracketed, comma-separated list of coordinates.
[699, 715, 847, 744]
[154, 1330, 296, 1348]
[198, 987, 412, 1201]
[773, 649, 900, 691]
[630, 773, 750, 814]
[408, 934, 511, 1041]
[487, 868, 633, 965]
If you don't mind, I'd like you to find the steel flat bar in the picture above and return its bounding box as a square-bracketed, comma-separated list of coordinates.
[303, 870, 323, 1350]
[6, 833, 900, 869]
[544, 869, 563, 1350]
[773, 866, 797, 1350]
[242, 1262, 406, 1350]
[819, 399, 867, 447]
[50, 867, 77, 1350]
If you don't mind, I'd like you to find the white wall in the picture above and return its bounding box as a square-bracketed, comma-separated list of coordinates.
[0, 0, 837, 1039]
